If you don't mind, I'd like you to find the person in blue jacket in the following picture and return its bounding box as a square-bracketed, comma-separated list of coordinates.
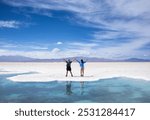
[76, 59, 87, 77]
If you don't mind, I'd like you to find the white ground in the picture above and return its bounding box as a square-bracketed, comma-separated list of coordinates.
[0, 62, 150, 82]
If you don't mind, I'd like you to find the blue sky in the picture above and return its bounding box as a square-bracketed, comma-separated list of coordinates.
[0, 0, 150, 59]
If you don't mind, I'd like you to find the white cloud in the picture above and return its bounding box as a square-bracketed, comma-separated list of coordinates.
[2, 0, 96, 13]
[0, 49, 52, 59]
[56, 42, 63, 45]
[92, 31, 135, 41]
[1, 0, 150, 59]
[0, 39, 149, 59]
[26, 45, 48, 50]
[51, 48, 60, 53]
[0, 20, 21, 28]
[0, 44, 17, 48]
[69, 42, 98, 48]
[106, 0, 150, 17]
[0, 42, 49, 50]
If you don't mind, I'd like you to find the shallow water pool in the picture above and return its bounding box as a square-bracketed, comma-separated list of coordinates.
[0, 74, 150, 103]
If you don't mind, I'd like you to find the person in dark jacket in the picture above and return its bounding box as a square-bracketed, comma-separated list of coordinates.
[64, 59, 74, 77]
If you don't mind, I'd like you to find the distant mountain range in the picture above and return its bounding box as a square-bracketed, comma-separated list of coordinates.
[0, 55, 150, 62]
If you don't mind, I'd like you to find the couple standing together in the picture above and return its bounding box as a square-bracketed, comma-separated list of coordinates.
[64, 59, 87, 77]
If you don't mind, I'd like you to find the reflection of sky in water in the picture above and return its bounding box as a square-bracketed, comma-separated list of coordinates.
[0, 73, 150, 103]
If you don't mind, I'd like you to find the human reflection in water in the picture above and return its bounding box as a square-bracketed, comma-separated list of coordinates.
[80, 81, 84, 95]
[66, 81, 73, 95]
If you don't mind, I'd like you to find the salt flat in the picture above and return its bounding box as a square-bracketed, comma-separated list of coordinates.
[0, 62, 150, 82]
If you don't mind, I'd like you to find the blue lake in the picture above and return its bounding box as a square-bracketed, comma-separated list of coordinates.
[0, 74, 150, 103]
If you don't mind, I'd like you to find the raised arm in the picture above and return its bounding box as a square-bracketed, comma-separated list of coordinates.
[76, 59, 80, 63]
[72, 58, 76, 62]
[63, 59, 67, 62]
[84, 59, 88, 63]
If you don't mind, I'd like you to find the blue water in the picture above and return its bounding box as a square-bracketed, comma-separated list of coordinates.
[0, 73, 150, 103]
